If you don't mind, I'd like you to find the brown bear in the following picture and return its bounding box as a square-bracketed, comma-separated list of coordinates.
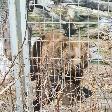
[30, 30, 91, 111]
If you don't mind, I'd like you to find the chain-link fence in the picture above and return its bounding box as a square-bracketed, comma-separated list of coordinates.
[0, 0, 112, 112]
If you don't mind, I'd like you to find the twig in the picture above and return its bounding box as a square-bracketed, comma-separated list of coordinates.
[0, 81, 15, 95]
[0, 36, 26, 86]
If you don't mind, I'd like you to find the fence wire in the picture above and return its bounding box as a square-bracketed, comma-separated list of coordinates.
[0, 0, 112, 112]
[28, 0, 112, 112]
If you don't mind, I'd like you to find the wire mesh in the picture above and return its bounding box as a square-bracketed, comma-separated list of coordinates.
[27, 0, 112, 112]
[0, 0, 112, 112]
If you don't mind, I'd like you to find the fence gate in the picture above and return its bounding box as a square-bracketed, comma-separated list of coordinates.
[0, 0, 112, 112]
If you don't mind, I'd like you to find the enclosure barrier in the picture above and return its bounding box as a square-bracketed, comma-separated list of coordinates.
[0, 0, 112, 112]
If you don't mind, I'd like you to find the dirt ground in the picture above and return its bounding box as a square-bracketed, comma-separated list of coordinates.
[40, 62, 112, 112]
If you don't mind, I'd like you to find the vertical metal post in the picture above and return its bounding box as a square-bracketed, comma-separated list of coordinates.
[8, 0, 24, 112]
[20, 0, 33, 111]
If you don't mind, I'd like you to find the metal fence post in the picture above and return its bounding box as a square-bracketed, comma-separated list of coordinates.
[8, 0, 24, 112]
[20, 0, 33, 111]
